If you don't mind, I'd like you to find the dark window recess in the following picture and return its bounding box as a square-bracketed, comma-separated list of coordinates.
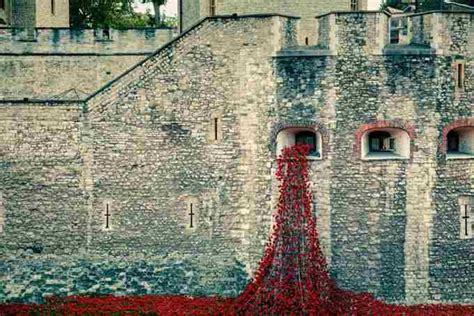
[214, 117, 218, 140]
[210, 0, 216, 16]
[103, 29, 111, 40]
[0, 0, 5, 10]
[305, 37, 309, 45]
[369, 131, 395, 152]
[351, 0, 358, 10]
[447, 131, 460, 152]
[295, 131, 318, 156]
[51, 0, 55, 15]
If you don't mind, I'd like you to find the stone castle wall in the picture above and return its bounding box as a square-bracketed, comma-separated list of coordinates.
[0, 11, 472, 305]
[0, 28, 176, 99]
[0, 101, 87, 256]
[275, 11, 473, 304]
[0, 14, 299, 303]
[85, 14, 298, 261]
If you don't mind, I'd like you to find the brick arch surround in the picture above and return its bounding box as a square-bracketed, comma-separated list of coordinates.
[353, 120, 416, 158]
[269, 120, 329, 157]
[440, 118, 474, 154]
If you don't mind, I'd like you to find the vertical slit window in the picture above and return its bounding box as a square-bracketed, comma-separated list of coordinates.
[459, 196, 473, 239]
[457, 63, 464, 90]
[210, 113, 222, 142]
[0, 193, 4, 234]
[351, 0, 358, 11]
[189, 203, 194, 228]
[51, 0, 55, 15]
[210, 0, 216, 16]
[103, 201, 112, 230]
[184, 198, 198, 230]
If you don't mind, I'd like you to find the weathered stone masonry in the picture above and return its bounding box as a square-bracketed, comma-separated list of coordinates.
[0, 12, 472, 304]
[0, 28, 175, 99]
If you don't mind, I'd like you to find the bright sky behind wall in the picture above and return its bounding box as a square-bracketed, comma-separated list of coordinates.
[133, 0, 178, 16]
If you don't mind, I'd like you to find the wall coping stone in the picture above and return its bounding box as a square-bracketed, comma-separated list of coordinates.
[315, 10, 391, 19]
[0, 27, 175, 30]
[403, 10, 474, 18]
[383, 44, 436, 56]
[0, 99, 85, 106]
[275, 47, 332, 57]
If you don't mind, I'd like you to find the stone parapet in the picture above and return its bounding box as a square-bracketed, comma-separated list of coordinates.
[408, 11, 472, 56]
[0, 27, 177, 54]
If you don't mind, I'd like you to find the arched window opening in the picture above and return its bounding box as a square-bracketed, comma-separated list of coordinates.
[446, 127, 474, 159]
[276, 128, 322, 159]
[361, 128, 410, 160]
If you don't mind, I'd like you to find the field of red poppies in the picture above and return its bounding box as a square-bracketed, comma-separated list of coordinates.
[1, 145, 473, 315]
[2, 293, 473, 315]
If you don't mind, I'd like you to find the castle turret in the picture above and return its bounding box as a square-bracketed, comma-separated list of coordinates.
[4, 0, 69, 27]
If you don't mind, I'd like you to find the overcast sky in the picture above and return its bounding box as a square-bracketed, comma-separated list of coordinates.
[133, 0, 178, 16]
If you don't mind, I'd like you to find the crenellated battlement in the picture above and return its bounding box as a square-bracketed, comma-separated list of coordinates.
[315, 10, 472, 56]
[316, 11, 390, 55]
[0, 27, 177, 54]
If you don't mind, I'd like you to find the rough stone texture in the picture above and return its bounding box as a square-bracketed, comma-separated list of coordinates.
[180, 0, 201, 31]
[0, 103, 85, 253]
[0, 11, 473, 305]
[85, 15, 297, 264]
[36, 0, 69, 27]
[180, 0, 358, 45]
[0, 15, 297, 303]
[0, 28, 176, 99]
[274, 11, 472, 304]
[10, 0, 36, 27]
[0, 254, 248, 303]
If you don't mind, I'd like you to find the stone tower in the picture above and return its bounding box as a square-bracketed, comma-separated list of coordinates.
[178, 0, 383, 45]
[2, 0, 69, 27]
